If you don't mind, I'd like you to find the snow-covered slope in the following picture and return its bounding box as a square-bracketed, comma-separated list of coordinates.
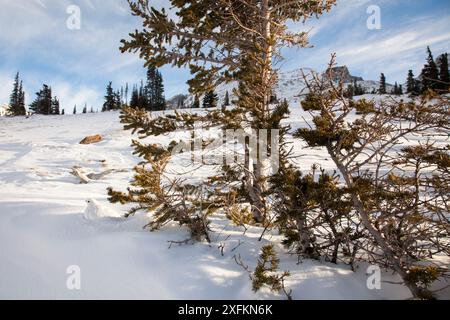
[182, 66, 391, 108]
[2, 109, 447, 300]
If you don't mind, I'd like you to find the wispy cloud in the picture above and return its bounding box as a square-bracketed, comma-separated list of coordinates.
[0, 0, 449, 108]
[285, 0, 450, 83]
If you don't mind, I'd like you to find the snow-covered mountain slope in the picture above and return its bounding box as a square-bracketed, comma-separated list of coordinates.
[1, 108, 447, 300]
[182, 66, 392, 108]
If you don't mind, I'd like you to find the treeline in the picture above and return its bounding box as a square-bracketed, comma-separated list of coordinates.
[4, 65, 169, 116]
[5, 73, 96, 116]
[378, 47, 449, 96]
[103, 66, 167, 112]
[343, 47, 449, 99]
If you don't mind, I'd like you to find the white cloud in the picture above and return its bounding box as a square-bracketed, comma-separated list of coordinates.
[1, 0, 449, 108]
[284, 3, 450, 83]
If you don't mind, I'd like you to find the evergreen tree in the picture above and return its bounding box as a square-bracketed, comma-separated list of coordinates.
[18, 81, 26, 115]
[117, 0, 338, 224]
[406, 70, 417, 94]
[346, 79, 365, 97]
[392, 82, 399, 95]
[8, 72, 27, 116]
[29, 84, 52, 115]
[61, 109, 65, 115]
[90, 106, 94, 113]
[399, 84, 403, 95]
[224, 90, 230, 107]
[379, 73, 386, 94]
[130, 85, 139, 108]
[82, 104, 87, 114]
[192, 95, 200, 109]
[145, 66, 166, 111]
[421, 46, 439, 92]
[103, 82, 116, 111]
[437, 53, 449, 92]
[145, 66, 156, 109]
[202, 90, 218, 108]
[115, 90, 122, 109]
[138, 81, 148, 109]
[125, 83, 129, 106]
[154, 70, 166, 110]
[73, 105, 77, 114]
[357, 83, 365, 96]
[344, 83, 354, 99]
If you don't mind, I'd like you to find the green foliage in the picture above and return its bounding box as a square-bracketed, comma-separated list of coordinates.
[406, 70, 419, 95]
[271, 162, 359, 263]
[226, 204, 254, 228]
[107, 140, 211, 242]
[406, 266, 440, 290]
[8, 72, 26, 116]
[223, 91, 230, 107]
[437, 53, 449, 92]
[421, 47, 440, 93]
[192, 95, 200, 109]
[379, 73, 386, 94]
[202, 90, 218, 109]
[29, 84, 60, 115]
[351, 99, 376, 115]
[146, 66, 166, 111]
[103, 82, 122, 112]
[252, 244, 290, 295]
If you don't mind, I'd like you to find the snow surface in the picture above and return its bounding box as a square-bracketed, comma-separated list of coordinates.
[0, 107, 448, 300]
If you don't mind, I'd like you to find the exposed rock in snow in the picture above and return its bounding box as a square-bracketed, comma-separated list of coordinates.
[79, 134, 103, 145]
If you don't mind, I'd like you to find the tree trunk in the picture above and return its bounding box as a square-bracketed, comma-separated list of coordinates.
[246, 0, 273, 223]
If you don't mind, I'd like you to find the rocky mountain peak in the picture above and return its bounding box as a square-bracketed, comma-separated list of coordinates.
[324, 65, 364, 83]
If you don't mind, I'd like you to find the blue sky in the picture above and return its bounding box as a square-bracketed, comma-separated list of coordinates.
[0, 0, 449, 112]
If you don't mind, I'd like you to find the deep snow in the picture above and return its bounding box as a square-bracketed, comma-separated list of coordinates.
[0, 108, 447, 300]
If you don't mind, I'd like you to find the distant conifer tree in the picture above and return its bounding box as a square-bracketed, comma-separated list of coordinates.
[8, 72, 27, 116]
[145, 66, 166, 111]
[192, 95, 200, 109]
[202, 90, 218, 108]
[421, 47, 439, 92]
[379, 73, 386, 94]
[30, 84, 53, 115]
[406, 70, 417, 94]
[224, 91, 230, 107]
[125, 82, 129, 106]
[130, 85, 139, 108]
[103, 82, 118, 111]
[437, 53, 449, 92]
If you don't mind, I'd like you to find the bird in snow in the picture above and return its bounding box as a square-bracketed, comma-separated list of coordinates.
[84, 198, 120, 220]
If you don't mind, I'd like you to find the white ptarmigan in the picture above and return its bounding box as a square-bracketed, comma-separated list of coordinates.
[83, 199, 120, 220]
